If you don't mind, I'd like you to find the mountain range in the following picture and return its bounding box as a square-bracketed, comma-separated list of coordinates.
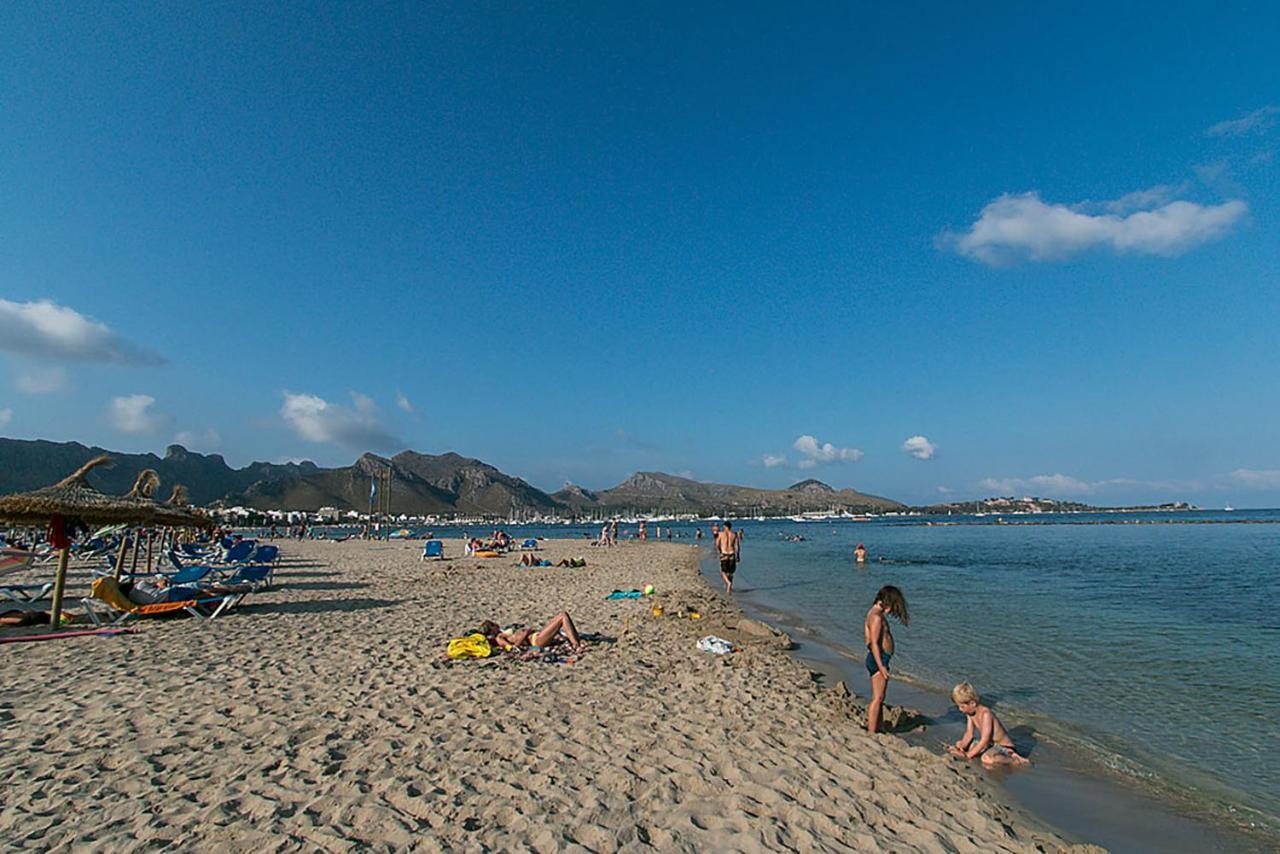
[0, 438, 904, 517]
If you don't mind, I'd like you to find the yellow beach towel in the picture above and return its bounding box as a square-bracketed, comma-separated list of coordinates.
[447, 633, 492, 659]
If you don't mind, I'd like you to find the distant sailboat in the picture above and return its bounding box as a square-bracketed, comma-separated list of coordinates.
[1224, 505, 1235, 512]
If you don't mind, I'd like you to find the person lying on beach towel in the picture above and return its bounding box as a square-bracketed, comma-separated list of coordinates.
[477, 612, 585, 653]
[519, 553, 553, 567]
[556, 557, 587, 567]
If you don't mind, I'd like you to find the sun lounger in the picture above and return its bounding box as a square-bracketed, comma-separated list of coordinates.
[80, 577, 239, 626]
[250, 544, 279, 565]
[520, 538, 539, 551]
[1, 550, 55, 610]
[220, 540, 256, 565]
[220, 564, 273, 590]
[420, 540, 444, 560]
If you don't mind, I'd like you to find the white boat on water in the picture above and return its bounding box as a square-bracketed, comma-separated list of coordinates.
[1224, 505, 1235, 511]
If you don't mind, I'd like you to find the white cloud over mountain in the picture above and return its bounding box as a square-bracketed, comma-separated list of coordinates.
[107, 394, 171, 434]
[793, 435, 862, 470]
[281, 391, 402, 451]
[978, 473, 1095, 496]
[0, 299, 162, 365]
[940, 190, 1246, 265]
[1227, 468, 1280, 489]
[15, 366, 67, 394]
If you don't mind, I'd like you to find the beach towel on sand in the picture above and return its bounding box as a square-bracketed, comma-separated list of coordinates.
[446, 633, 492, 659]
[697, 635, 736, 655]
[605, 590, 644, 600]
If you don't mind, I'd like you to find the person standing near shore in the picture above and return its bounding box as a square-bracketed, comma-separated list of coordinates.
[864, 585, 909, 735]
[854, 543, 867, 564]
[716, 521, 739, 593]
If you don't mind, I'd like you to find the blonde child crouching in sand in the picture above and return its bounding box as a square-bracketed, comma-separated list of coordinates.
[946, 682, 1029, 767]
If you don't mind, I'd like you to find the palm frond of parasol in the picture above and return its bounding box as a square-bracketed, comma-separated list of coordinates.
[126, 469, 161, 499]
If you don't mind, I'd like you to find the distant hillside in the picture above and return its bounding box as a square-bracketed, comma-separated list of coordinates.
[914, 496, 1197, 515]
[0, 439, 557, 516]
[0, 438, 906, 517]
[570, 471, 904, 516]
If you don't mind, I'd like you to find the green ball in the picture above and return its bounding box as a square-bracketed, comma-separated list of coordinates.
[644, 585, 656, 596]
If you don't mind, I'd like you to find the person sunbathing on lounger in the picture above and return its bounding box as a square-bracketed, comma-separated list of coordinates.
[478, 612, 585, 652]
[122, 577, 252, 605]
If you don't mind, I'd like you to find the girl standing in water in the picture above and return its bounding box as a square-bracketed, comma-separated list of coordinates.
[864, 585, 909, 734]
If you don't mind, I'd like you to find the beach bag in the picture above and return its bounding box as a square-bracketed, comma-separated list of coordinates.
[447, 633, 492, 659]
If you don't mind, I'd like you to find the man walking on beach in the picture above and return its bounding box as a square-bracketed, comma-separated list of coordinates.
[716, 521, 739, 593]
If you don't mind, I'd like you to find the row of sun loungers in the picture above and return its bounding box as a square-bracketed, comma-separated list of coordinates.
[2, 538, 282, 625]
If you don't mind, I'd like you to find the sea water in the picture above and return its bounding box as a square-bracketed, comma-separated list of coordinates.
[708, 512, 1280, 841]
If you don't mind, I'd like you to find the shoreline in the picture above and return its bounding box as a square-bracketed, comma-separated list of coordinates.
[2, 537, 1083, 850]
[697, 553, 1275, 853]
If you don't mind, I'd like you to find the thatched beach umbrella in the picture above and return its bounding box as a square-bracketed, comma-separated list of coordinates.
[111, 470, 211, 578]
[0, 456, 208, 626]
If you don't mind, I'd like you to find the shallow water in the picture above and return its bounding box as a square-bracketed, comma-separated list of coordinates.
[716, 512, 1280, 840]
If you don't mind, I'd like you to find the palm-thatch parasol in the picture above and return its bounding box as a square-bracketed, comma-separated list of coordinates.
[0, 456, 209, 626]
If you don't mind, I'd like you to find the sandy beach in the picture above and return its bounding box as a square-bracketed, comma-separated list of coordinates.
[0, 538, 1088, 851]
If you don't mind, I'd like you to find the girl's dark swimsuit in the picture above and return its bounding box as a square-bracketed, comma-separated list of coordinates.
[865, 649, 891, 675]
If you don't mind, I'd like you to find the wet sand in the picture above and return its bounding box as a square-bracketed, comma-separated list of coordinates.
[1, 539, 1092, 850]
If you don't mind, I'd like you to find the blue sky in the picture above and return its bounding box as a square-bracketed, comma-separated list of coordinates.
[2, 3, 1278, 506]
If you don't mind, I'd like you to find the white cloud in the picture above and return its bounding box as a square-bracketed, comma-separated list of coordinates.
[936, 486, 953, 494]
[107, 394, 171, 434]
[1206, 106, 1278, 138]
[173, 428, 222, 452]
[1104, 184, 1186, 215]
[901, 435, 936, 460]
[396, 390, 415, 413]
[762, 454, 788, 468]
[793, 435, 863, 470]
[15, 366, 67, 394]
[978, 474, 1095, 497]
[0, 408, 11, 429]
[0, 299, 162, 364]
[941, 191, 1247, 265]
[280, 391, 402, 451]
[1227, 468, 1280, 489]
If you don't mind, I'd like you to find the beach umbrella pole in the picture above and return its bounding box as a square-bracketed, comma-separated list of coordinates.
[113, 532, 130, 581]
[48, 547, 70, 627]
